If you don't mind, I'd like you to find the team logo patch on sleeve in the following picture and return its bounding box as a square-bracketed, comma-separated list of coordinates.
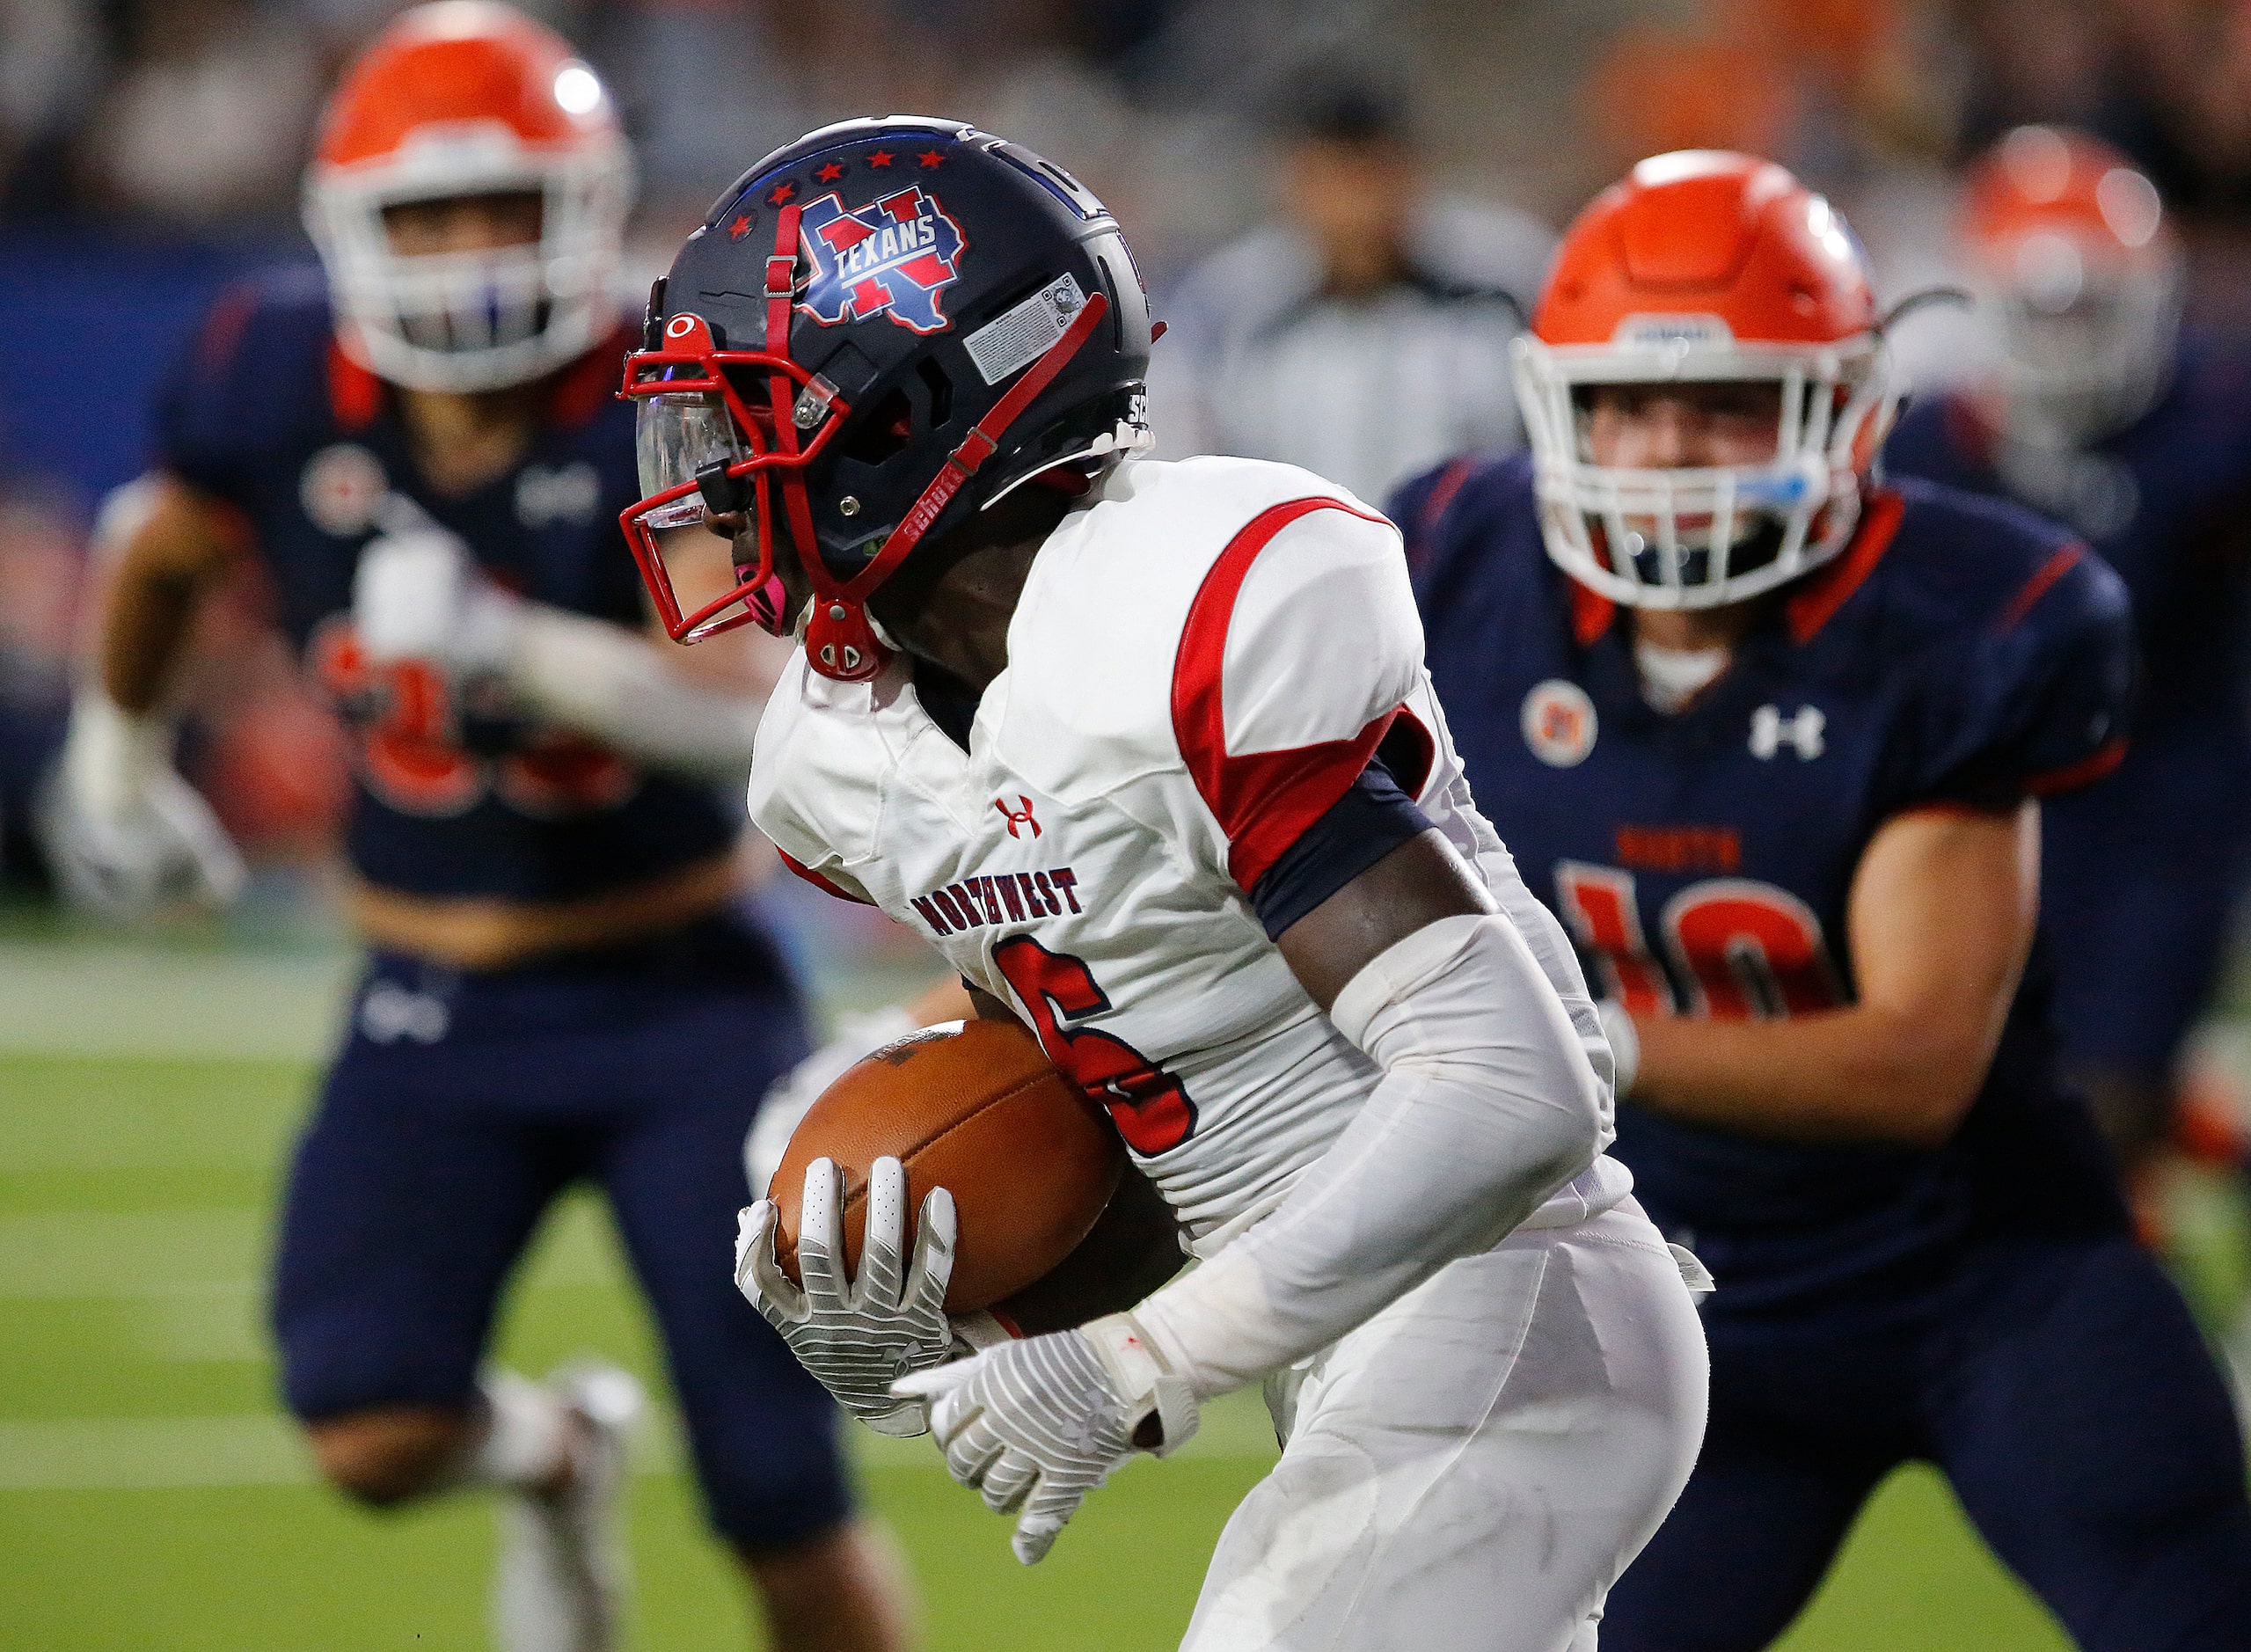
[300, 442, 385, 537]
[1523, 678, 1598, 767]
[797, 186, 967, 334]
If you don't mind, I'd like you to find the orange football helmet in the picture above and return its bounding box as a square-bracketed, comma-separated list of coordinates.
[1960, 125, 2181, 445]
[303, 1, 634, 393]
[1513, 150, 1897, 609]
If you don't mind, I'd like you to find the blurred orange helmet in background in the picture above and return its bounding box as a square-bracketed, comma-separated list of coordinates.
[303, 0, 634, 393]
[1514, 150, 1897, 609]
[1959, 125, 2181, 445]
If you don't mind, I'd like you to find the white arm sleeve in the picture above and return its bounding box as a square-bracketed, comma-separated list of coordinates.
[505, 605, 763, 784]
[1130, 910, 1608, 1398]
[352, 527, 764, 783]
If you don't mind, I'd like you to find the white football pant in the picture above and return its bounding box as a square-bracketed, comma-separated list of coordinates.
[1182, 1199, 1707, 1652]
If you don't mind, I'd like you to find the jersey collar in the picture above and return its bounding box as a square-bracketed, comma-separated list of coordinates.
[1782, 487, 1904, 643]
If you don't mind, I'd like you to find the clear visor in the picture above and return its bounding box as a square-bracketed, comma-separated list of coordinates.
[634, 391, 747, 530]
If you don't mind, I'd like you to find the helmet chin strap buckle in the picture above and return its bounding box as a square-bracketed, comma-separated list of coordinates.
[805, 595, 891, 683]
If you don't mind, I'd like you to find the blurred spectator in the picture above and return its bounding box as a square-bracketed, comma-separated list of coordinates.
[77, 0, 322, 230]
[1148, 73, 1553, 505]
[586, 0, 808, 227]
[1586, 23, 1799, 168]
[0, 0, 100, 216]
[1953, 0, 2116, 148]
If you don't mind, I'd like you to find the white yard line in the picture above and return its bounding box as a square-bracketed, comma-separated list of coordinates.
[0, 1203, 625, 1298]
[0, 940, 354, 1061]
[0, 1394, 1278, 1493]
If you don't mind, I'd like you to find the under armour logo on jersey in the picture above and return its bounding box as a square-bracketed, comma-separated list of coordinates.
[1750, 704, 1826, 761]
[995, 795, 1041, 838]
[357, 980, 449, 1045]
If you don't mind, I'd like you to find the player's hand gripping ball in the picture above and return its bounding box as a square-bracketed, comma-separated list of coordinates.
[737, 1155, 960, 1436]
[736, 1019, 1125, 1436]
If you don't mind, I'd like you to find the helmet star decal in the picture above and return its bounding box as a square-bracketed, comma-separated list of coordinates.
[797, 186, 968, 333]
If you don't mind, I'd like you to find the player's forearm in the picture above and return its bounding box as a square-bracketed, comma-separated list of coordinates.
[102, 581, 202, 712]
[1627, 1005, 1987, 1148]
[1132, 913, 1605, 1398]
[91, 477, 240, 712]
[504, 604, 764, 780]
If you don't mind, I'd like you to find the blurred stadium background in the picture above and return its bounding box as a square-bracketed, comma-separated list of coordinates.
[3, 0, 2250, 1646]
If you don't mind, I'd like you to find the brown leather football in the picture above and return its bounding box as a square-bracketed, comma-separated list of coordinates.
[770, 1017, 1127, 1312]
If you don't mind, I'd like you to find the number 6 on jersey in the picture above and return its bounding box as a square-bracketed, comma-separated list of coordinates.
[993, 935, 1199, 1155]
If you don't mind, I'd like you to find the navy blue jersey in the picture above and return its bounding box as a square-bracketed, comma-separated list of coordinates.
[153, 272, 738, 901]
[1885, 336, 2251, 742]
[1397, 454, 2138, 1318]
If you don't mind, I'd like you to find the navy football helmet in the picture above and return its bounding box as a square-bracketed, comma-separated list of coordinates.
[619, 116, 1155, 680]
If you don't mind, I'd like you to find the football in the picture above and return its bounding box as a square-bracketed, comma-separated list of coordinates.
[770, 1017, 1127, 1312]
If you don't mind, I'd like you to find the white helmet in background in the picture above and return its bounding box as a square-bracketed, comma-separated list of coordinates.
[303, 1, 635, 394]
[1962, 125, 2182, 450]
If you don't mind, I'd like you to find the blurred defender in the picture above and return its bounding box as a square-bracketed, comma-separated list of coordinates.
[1398, 151, 2251, 1651]
[37, 7, 910, 1649]
[1887, 127, 2251, 1174]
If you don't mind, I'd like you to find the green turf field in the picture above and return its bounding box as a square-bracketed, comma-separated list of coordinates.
[0, 925, 2196, 1649]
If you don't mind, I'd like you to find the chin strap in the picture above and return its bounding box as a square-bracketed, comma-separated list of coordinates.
[802, 291, 1113, 682]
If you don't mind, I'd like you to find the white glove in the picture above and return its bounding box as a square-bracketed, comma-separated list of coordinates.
[735, 1156, 961, 1437]
[37, 692, 245, 920]
[745, 1006, 921, 1197]
[1597, 998, 1640, 1100]
[891, 1312, 1198, 1564]
[353, 528, 520, 676]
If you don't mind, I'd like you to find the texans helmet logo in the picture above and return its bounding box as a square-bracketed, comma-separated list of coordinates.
[797, 186, 967, 334]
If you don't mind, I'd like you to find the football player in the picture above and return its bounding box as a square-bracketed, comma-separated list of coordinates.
[1394, 150, 2251, 1651]
[1886, 126, 2251, 1178]
[39, 8, 911, 1650]
[620, 117, 1710, 1649]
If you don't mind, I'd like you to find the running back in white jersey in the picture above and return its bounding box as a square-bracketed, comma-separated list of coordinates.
[749, 455, 1627, 1246]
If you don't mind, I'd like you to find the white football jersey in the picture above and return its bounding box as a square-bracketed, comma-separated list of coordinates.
[750, 455, 1627, 1246]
